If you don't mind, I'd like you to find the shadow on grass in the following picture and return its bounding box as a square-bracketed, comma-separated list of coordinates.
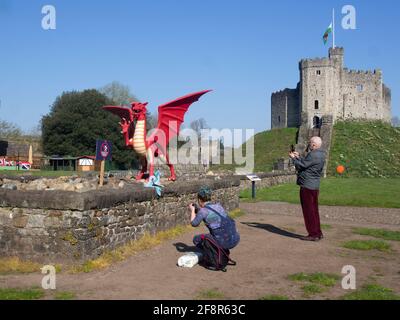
[242, 222, 303, 239]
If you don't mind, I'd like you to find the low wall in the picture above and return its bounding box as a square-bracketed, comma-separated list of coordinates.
[0, 177, 240, 263]
[238, 171, 297, 191]
[0, 172, 296, 263]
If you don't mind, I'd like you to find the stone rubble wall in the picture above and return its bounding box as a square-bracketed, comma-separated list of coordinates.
[0, 173, 296, 263]
[0, 178, 240, 263]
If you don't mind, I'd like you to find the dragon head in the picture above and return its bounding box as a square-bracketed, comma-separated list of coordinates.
[131, 102, 148, 120]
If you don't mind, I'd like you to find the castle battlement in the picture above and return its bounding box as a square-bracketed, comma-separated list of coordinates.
[272, 88, 298, 95]
[300, 58, 331, 69]
[343, 69, 383, 80]
[346, 69, 376, 74]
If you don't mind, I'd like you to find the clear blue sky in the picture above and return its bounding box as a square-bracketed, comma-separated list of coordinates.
[0, 0, 399, 142]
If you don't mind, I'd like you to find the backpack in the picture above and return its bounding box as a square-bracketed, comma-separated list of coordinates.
[199, 235, 237, 272]
[205, 204, 239, 250]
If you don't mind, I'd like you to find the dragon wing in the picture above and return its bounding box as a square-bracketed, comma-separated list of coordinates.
[102, 105, 133, 122]
[148, 90, 211, 153]
[103, 105, 135, 139]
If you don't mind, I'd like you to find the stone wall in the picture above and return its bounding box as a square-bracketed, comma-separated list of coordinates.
[339, 69, 391, 123]
[0, 172, 297, 263]
[271, 90, 288, 129]
[271, 88, 300, 129]
[238, 171, 296, 191]
[152, 163, 207, 180]
[0, 177, 240, 263]
[319, 116, 334, 177]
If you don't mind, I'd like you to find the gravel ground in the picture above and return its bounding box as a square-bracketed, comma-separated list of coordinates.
[1, 201, 399, 300]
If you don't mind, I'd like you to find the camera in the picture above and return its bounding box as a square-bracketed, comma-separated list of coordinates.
[192, 203, 200, 214]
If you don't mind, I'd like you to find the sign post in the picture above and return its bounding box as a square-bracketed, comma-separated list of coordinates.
[95, 140, 112, 187]
[246, 174, 261, 199]
[99, 160, 105, 186]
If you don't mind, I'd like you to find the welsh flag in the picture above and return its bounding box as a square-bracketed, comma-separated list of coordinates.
[323, 23, 332, 45]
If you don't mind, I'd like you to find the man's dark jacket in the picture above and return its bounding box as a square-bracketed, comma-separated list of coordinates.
[293, 149, 326, 190]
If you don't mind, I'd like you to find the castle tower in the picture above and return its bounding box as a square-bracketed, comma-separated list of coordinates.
[270, 47, 391, 130]
[299, 54, 335, 129]
[329, 47, 344, 69]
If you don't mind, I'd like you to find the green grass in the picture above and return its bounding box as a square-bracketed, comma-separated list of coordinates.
[341, 284, 400, 300]
[250, 128, 298, 172]
[288, 272, 340, 298]
[196, 289, 225, 300]
[288, 272, 340, 287]
[229, 209, 246, 219]
[259, 294, 289, 300]
[0, 287, 45, 300]
[321, 224, 332, 230]
[329, 121, 400, 178]
[212, 127, 297, 172]
[0, 257, 41, 275]
[302, 284, 324, 296]
[54, 291, 76, 300]
[1, 170, 75, 177]
[0, 258, 62, 275]
[353, 228, 400, 241]
[342, 240, 392, 252]
[240, 178, 400, 208]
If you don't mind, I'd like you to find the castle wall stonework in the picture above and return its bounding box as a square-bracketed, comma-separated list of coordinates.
[271, 47, 392, 129]
[271, 88, 300, 128]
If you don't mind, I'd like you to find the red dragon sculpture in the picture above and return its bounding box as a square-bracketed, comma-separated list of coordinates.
[103, 90, 211, 181]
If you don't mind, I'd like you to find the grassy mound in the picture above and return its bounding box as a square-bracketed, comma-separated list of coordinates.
[329, 121, 400, 177]
[210, 127, 297, 173]
[213, 120, 400, 177]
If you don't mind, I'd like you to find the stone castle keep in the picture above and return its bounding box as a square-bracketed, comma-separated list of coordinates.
[271, 47, 392, 129]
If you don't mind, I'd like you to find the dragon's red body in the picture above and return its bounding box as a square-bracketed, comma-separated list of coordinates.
[103, 90, 211, 181]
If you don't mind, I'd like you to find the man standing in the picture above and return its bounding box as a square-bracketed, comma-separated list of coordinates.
[289, 137, 326, 241]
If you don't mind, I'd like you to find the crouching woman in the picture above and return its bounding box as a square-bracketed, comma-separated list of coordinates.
[189, 186, 240, 253]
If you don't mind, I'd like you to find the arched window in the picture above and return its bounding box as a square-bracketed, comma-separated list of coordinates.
[314, 100, 319, 110]
[278, 115, 281, 123]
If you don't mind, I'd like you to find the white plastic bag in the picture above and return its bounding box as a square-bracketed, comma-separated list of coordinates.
[177, 252, 203, 268]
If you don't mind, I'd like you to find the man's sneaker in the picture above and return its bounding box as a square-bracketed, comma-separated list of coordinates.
[300, 235, 320, 242]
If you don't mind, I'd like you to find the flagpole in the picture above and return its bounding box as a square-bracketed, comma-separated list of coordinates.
[332, 8, 335, 48]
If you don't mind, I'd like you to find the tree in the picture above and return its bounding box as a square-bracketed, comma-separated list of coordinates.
[41, 89, 138, 169]
[392, 116, 400, 127]
[99, 81, 138, 106]
[0, 119, 22, 139]
[100, 81, 156, 130]
[190, 118, 209, 136]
